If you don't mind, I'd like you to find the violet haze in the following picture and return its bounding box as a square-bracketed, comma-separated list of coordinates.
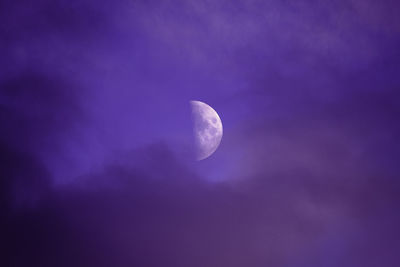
[1, 0, 400, 266]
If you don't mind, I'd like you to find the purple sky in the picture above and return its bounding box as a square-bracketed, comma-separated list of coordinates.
[1, 0, 400, 266]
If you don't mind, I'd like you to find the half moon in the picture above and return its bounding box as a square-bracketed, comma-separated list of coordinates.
[190, 100, 223, 160]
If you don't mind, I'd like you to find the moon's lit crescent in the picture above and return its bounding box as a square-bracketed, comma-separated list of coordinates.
[190, 100, 223, 160]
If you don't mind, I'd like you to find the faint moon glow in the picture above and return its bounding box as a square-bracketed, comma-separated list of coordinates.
[190, 100, 223, 161]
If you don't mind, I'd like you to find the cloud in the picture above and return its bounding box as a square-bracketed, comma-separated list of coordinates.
[3, 136, 400, 266]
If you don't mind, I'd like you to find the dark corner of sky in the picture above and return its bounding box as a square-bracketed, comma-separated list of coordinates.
[1, 0, 400, 266]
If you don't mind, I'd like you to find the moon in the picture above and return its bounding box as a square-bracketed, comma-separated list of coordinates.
[190, 100, 223, 160]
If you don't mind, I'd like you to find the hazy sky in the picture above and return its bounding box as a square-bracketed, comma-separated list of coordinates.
[1, 0, 400, 266]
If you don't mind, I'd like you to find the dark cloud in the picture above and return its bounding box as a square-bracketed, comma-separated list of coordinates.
[2, 139, 400, 266]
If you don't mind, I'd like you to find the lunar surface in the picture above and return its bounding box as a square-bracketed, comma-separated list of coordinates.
[190, 100, 223, 160]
